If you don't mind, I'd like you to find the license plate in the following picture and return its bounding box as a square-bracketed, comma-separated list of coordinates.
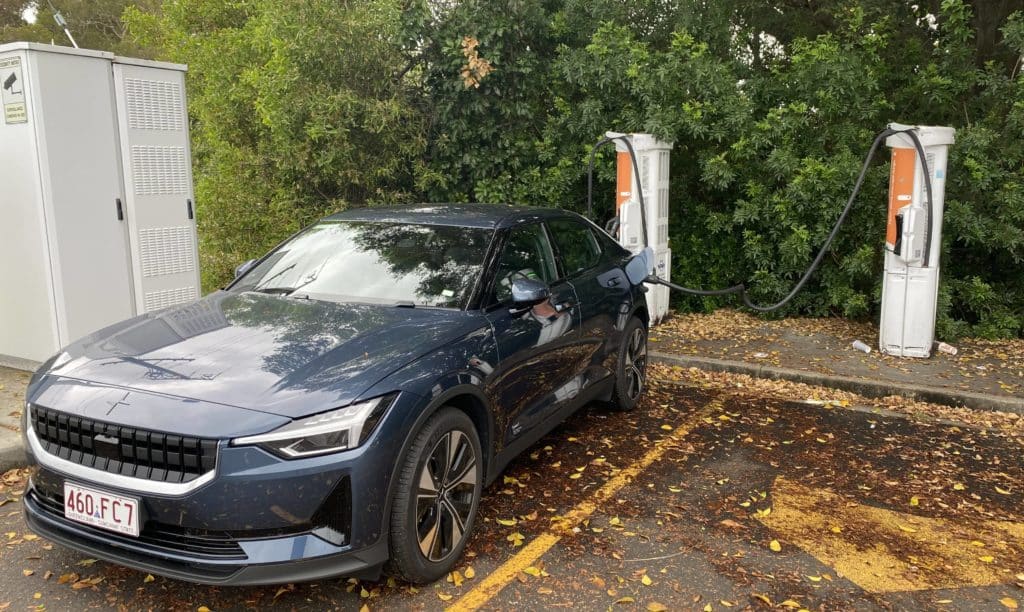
[63, 482, 140, 537]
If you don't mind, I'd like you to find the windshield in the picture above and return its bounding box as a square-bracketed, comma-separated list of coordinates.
[232, 221, 493, 308]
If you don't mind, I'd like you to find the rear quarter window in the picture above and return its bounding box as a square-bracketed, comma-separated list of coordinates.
[548, 218, 602, 276]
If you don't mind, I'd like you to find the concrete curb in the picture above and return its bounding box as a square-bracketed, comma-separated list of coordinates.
[650, 351, 1024, 416]
[0, 433, 24, 473]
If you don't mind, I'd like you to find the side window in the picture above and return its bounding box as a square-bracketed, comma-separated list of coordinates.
[548, 219, 602, 276]
[493, 224, 558, 304]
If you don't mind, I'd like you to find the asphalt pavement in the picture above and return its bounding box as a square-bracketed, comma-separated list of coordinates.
[1, 369, 1022, 611]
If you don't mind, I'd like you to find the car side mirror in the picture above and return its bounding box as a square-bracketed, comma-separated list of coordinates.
[510, 277, 550, 307]
[234, 258, 258, 279]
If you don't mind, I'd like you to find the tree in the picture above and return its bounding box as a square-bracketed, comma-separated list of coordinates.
[0, 1, 160, 56]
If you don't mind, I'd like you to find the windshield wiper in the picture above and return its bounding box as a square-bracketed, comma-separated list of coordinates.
[252, 287, 297, 295]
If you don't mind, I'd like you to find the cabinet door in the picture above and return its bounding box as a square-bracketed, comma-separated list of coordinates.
[112, 62, 200, 313]
[30, 51, 136, 348]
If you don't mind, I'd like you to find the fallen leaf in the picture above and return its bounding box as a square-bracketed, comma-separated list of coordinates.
[76, 558, 98, 567]
[647, 603, 668, 612]
[979, 555, 994, 563]
[897, 524, 918, 533]
[144, 574, 155, 583]
[769, 539, 781, 552]
[464, 566, 475, 579]
[437, 592, 453, 602]
[615, 597, 635, 604]
[780, 600, 802, 609]
[537, 587, 553, 594]
[1001, 598, 1019, 610]
[496, 518, 517, 527]
[953, 483, 965, 491]
[660, 424, 673, 431]
[641, 574, 652, 586]
[996, 486, 1011, 495]
[910, 496, 919, 506]
[752, 593, 772, 605]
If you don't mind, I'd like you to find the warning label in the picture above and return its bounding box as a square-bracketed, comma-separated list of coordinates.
[1, 56, 28, 124]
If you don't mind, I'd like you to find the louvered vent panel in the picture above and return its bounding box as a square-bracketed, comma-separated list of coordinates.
[131, 146, 188, 195]
[144, 286, 197, 312]
[124, 78, 184, 131]
[139, 226, 195, 278]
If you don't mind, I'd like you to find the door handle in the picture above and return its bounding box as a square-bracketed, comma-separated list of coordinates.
[115, 198, 124, 221]
[606, 277, 621, 287]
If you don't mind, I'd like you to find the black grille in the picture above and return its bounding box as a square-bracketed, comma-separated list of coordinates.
[31, 404, 217, 483]
[30, 491, 246, 562]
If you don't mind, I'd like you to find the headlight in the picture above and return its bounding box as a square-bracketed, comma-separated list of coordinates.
[231, 394, 395, 459]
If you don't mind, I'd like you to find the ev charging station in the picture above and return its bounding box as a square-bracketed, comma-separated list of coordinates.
[879, 124, 955, 358]
[607, 132, 674, 325]
[604, 124, 955, 360]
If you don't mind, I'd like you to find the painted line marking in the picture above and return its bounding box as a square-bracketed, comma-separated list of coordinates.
[447, 397, 722, 611]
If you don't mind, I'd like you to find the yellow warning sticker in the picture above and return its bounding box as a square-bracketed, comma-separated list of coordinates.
[1, 55, 28, 124]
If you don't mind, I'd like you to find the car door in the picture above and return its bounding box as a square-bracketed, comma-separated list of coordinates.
[484, 223, 582, 448]
[546, 217, 632, 387]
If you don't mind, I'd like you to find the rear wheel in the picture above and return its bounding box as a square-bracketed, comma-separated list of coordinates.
[388, 408, 482, 583]
[609, 317, 648, 411]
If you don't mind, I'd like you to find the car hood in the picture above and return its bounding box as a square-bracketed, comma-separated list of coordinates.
[47, 291, 483, 418]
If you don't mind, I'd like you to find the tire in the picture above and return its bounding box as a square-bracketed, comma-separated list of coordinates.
[609, 317, 648, 411]
[388, 407, 483, 583]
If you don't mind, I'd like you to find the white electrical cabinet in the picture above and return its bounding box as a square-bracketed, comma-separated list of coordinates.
[0, 43, 199, 369]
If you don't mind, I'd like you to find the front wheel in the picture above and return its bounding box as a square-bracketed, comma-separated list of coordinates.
[609, 317, 648, 411]
[388, 408, 482, 583]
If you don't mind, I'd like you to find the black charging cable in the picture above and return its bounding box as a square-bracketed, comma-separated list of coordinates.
[589, 127, 934, 312]
[587, 135, 649, 249]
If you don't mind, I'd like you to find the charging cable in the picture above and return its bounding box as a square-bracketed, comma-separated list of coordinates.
[590, 127, 934, 312]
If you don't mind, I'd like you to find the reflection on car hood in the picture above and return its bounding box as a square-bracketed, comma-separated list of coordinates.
[49, 291, 483, 418]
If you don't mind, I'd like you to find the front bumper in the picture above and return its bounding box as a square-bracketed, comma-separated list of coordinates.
[24, 489, 387, 585]
[20, 390, 428, 585]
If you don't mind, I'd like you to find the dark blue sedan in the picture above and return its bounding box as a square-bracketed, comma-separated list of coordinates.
[22, 204, 651, 585]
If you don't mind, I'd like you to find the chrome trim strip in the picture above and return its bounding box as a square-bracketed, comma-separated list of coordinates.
[26, 422, 217, 496]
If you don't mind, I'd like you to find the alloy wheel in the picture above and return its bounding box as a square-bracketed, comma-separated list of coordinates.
[624, 326, 647, 401]
[415, 430, 478, 562]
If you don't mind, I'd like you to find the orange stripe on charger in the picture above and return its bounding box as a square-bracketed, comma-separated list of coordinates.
[887, 148, 915, 247]
[615, 151, 632, 211]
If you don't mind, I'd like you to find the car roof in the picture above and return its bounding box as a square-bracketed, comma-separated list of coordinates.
[323, 203, 584, 230]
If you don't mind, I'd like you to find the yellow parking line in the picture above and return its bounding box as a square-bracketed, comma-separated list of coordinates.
[448, 398, 721, 611]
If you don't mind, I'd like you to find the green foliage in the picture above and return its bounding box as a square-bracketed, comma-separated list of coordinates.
[397, 0, 1024, 338]
[108, 0, 1022, 337]
[0, 0, 159, 56]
